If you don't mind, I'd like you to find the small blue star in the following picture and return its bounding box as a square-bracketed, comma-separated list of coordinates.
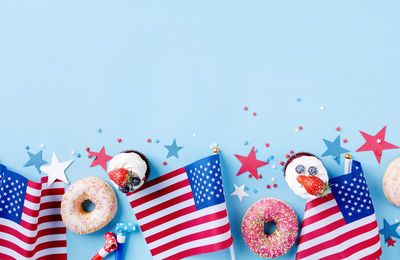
[321, 135, 350, 165]
[24, 150, 47, 174]
[379, 218, 400, 240]
[164, 139, 183, 159]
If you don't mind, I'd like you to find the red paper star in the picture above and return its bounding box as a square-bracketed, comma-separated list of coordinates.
[88, 146, 113, 171]
[235, 146, 268, 180]
[386, 237, 396, 247]
[356, 126, 399, 163]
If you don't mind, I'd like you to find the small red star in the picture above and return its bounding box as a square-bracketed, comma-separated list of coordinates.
[356, 126, 399, 163]
[88, 146, 113, 171]
[386, 237, 396, 247]
[235, 146, 268, 180]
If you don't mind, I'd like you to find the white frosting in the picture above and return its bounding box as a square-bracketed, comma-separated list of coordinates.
[108, 152, 147, 191]
[285, 156, 329, 200]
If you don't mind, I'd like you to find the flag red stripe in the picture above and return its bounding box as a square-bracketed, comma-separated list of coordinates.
[128, 168, 186, 196]
[163, 236, 233, 260]
[140, 205, 197, 232]
[0, 253, 15, 260]
[0, 239, 66, 258]
[130, 179, 190, 208]
[37, 254, 67, 260]
[20, 215, 63, 230]
[135, 192, 193, 220]
[22, 201, 61, 217]
[41, 188, 65, 197]
[302, 206, 340, 228]
[305, 193, 334, 211]
[25, 193, 41, 204]
[151, 223, 231, 255]
[298, 218, 346, 244]
[145, 210, 228, 244]
[318, 234, 380, 260]
[0, 225, 65, 244]
[296, 221, 378, 259]
[360, 247, 382, 260]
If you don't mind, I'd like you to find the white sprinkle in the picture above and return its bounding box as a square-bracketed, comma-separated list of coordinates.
[271, 164, 276, 169]
[193, 133, 197, 137]
[71, 150, 75, 155]
[40, 144, 45, 149]
[213, 143, 218, 147]
[320, 106, 325, 110]
[209, 145, 214, 149]
[271, 177, 276, 182]
[294, 128, 299, 133]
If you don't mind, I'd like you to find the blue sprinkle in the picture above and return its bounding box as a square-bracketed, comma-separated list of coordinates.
[270, 155, 275, 160]
[25, 145, 30, 150]
[296, 97, 302, 102]
[253, 189, 258, 194]
[155, 139, 160, 144]
[255, 149, 258, 153]
[76, 153, 81, 158]
[98, 128, 102, 133]
[244, 186, 249, 191]
[266, 158, 270, 163]
[244, 141, 248, 145]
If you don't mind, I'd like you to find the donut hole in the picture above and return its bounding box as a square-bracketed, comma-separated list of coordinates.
[264, 221, 277, 235]
[81, 199, 96, 213]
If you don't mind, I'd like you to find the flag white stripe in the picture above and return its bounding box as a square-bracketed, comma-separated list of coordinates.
[300, 212, 343, 235]
[0, 246, 67, 260]
[143, 203, 228, 237]
[0, 232, 66, 251]
[0, 217, 64, 237]
[137, 198, 195, 225]
[153, 230, 232, 260]
[129, 173, 187, 201]
[148, 215, 230, 250]
[26, 182, 64, 195]
[298, 214, 377, 252]
[345, 237, 380, 260]
[300, 226, 379, 260]
[21, 208, 61, 224]
[132, 186, 192, 214]
[23, 195, 63, 211]
[304, 199, 336, 217]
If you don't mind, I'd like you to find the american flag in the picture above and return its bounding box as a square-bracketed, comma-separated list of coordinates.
[127, 154, 233, 260]
[296, 160, 382, 260]
[0, 164, 67, 260]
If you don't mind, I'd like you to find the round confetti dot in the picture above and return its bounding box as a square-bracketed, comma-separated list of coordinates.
[280, 161, 284, 166]
[320, 106, 325, 111]
[290, 150, 294, 154]
[244, 141, 248, 145]
[163, 161, 167, 166]
[76, 153, 81, 158]
[343, 138, 348, 143]
[273, 183, 277, 188]
[266, 185, 271, 189]
[25, 145, 30, 150]
[299, 126, 303, 130]
[98, 128, 102, 133]
[336, 127, 341, 131]
[85, 147, 90, 152]
[248, 174, 253, 178]
[296, 97, 302, 102]
[244, 106, 248, 111]
[265, 143, 270, 148]
[285, 154, 290, 158]
[252, 112, 257, 116]
[147, 138, 152, 143]
[117, 138, 122, 143]
[40, 144, 45, 149]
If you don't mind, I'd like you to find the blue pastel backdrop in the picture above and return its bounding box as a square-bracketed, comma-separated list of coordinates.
[1, 1, 400, 259]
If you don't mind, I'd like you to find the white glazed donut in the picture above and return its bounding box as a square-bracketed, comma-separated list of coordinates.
[383, 157, 400, 207]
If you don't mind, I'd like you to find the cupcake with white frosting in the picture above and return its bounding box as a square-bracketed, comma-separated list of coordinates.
[108, 150, 150, 193]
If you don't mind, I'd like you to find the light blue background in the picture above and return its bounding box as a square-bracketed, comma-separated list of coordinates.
[1, 1, 400, 259]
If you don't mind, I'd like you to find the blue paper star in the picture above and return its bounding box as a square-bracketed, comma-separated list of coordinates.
[24, 150, 47, 174]
[379, 218, 400, 240]
[321, 135, 350, 165]
[164, 139, 183, 159]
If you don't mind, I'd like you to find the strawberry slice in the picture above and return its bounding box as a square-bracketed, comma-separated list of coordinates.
[297, 175, 330, 196]
[108, 168, 129, 187]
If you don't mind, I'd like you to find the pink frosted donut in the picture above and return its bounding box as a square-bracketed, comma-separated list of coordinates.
[241, 198, 298, 258]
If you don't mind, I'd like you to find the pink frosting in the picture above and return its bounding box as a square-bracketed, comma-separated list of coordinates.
[241, 198, 298, 258]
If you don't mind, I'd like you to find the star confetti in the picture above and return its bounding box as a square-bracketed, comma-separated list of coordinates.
[88, 146, 113, 171]
[164, 139, 183, 159]
[321, 135, 350, 165]
[23, 150, 47, 174]
[386, 237, 396, 247]
[40, 152, 73, 185]
[379, 218, 400, 241]
[230, 184, 249, 202]
[234, 146, 268, 180]
[356, 126, 399, 163]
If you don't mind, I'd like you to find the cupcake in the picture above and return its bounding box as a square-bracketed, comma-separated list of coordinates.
[107, 150, 150, 193]
[284, 152, 329, 199]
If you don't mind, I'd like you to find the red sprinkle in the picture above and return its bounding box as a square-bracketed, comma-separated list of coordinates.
[265, 143, 270, 148]
[248, 174, 253, 178]
[273, 183, 277, 188]
[163, 161, 167, 166]
[343, 138, 348, 143]
[299, 126, 303, 130]
[147, 138, 152, 143]
[253, 112, 257, 116]
[285, 154, 290, 158]
[244, 106, 248, 111]
[85, 147, 90, 152]
[336, 127, 341, 131]
[117, 138, 122, 143]
[280, 161, 284, 166]
[258, 174, 262, 179]
[88, 154, 92, 159]
[290, 150, 294, 154]
[266, 185, 271, 189]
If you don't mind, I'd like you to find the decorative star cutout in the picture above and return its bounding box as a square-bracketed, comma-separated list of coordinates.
[234, 146, 268, 180]
[356, 126, 399, 163]
[88, 146, 113, 171]
[23, 150, 47, 174]
[321, 135, 350, 165]
[40, 152, 73, 185]
[230, 184, 249, 202]
[386, 237, 396, 247]
[379, 218, 400, 241]
[164, 139, 183, 159]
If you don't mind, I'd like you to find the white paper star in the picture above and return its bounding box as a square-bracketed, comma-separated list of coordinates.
[230, 184, 249, 202]
[40, 152, 73, 186]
